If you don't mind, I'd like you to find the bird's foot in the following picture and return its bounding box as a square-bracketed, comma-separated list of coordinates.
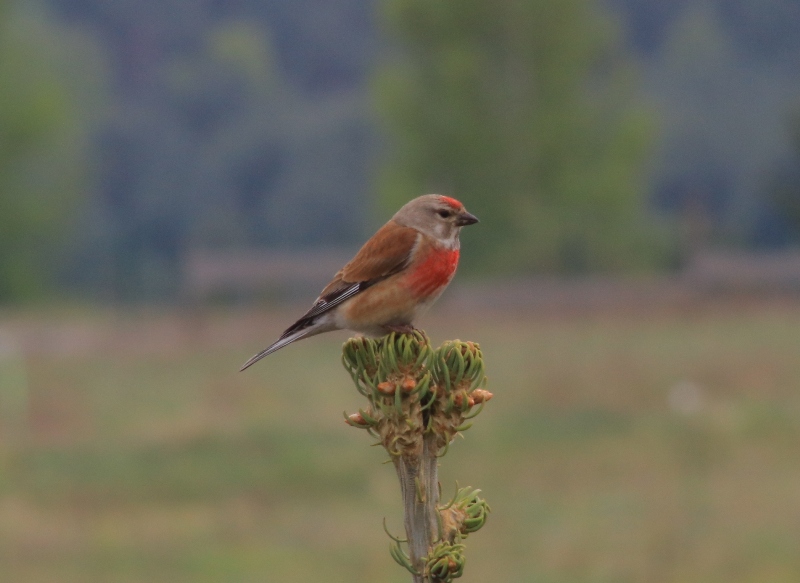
[383, 324, 417, 336]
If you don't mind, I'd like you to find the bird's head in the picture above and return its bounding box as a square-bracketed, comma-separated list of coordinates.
[393, 194, 479, 248]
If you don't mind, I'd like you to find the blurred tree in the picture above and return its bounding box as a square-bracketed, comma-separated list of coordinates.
[0, 1, 103, 301]
[608, 0, 690, 55]
[718, 0, 800, 63]
[50, 0, 376, 300]
[374, 0, 659, 274]
[763, 107, 800, 245]
[606, 0, 800, 253]
[647, 2, 799, 248]
[93, 17, 288, 300]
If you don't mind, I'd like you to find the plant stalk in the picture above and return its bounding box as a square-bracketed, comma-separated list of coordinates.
[393, 433, 440, 582]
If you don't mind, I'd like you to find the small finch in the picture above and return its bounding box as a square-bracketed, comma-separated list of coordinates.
[240, 194, 478, 370]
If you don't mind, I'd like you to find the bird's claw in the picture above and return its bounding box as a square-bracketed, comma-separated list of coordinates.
[383, 324, 418, 335]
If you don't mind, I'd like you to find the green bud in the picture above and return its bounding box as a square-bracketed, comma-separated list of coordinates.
[425, 541, 466, 582]
[433, 340, 486, 394]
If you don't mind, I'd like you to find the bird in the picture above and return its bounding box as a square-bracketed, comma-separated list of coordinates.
[240, 194, 479, 371]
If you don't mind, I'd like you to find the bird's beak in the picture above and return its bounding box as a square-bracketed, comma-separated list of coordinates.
[455, 211, 479, 226]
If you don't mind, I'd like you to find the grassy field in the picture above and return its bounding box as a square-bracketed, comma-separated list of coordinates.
[2, 298, 800, 582]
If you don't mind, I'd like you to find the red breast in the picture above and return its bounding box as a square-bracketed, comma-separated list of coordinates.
[406, 245, 460, 298]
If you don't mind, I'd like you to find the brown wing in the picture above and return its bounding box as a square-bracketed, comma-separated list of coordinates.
[335, 221, 419, 286]
[282, 221, 419, 330]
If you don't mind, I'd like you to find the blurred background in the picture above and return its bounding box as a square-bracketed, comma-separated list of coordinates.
[2, 0, 800, 581]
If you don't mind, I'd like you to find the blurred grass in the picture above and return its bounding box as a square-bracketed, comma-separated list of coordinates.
[2, 302, 800, 582]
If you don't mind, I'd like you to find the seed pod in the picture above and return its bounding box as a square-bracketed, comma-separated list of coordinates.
[470, 389, 493, 403]
[377, 381, 396, 395]
[344, 412, 370, 428]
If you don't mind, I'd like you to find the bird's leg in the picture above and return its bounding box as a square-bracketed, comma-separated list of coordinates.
[383, 323, 417, 335]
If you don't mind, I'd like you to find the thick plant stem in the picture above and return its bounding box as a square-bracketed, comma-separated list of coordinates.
[342, 334, 492, 581]
[393, 433, 440, 582]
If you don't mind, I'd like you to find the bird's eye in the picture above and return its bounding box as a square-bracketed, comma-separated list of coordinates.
[437, 210, 452, 219]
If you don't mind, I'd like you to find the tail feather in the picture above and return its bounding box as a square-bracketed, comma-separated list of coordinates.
[239, 327, 313, 371]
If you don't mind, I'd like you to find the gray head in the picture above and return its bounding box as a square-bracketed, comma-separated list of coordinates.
[392, 194, 479, 248]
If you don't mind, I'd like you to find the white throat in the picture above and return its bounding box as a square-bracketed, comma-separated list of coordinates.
[438, 228, 461, 250]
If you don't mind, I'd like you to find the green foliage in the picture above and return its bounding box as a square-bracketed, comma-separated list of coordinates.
[439, 486, 490, 536]
[342, 332, 492, 581]
[375, 0, 661, 273]
[0, 3, 104, 301]
[341, 333, 492, 454]
[424, 540, 465, 582]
